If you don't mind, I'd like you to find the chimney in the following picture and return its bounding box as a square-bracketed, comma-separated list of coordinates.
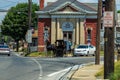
[39, 0, 44, 10]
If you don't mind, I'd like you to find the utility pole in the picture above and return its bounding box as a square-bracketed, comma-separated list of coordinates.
[95, 0, 102, 65]
[104, 0, 115, 79]
[28, 0, 32, 54]
[28, 0, 32, 28]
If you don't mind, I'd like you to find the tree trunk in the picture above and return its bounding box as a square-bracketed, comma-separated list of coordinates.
[16, 41, 19, 52]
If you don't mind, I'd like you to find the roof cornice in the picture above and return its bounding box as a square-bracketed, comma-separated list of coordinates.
[48, 1, 96, 13]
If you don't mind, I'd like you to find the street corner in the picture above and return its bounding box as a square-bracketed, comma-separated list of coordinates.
[69, 64, 103, 80]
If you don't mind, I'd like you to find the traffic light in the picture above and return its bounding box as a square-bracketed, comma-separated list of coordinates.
[102, 0, 106, 8]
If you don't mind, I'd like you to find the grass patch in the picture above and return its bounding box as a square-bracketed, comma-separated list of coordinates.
[27, 51, 54, 57]
[28, 52, 43, 57]
[100, 50, 117, 56]
[109, 61, 120, 80]
[100, 51, 104, 56]
[95, 67, 104, 77]
[95, 61, 120, 80]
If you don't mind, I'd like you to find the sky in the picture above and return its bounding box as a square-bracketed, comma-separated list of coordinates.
[0, 0, 120, 23]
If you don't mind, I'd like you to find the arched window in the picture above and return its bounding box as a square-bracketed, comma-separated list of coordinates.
[87, 28, 91, 41]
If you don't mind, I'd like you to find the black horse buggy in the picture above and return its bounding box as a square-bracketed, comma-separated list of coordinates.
[53, 40, 66, 57]
[46, 39, 67, 57]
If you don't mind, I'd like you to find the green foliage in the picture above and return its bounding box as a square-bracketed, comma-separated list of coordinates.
[1, 3, 39, 41]
[117, 10, 120, 13]
[109, 61, 120, 80]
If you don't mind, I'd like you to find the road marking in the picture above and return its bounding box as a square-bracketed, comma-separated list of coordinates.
[13, 52, 24, 58]
[32, 58, 43, 80]
[47, 67, 71, 77]
[13, 52, 43, 79]
[14, 53, 21, 57]
[47, 65, 82, 77]
[47, 64, 91, 77]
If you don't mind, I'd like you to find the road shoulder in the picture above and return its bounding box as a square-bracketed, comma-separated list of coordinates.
[69, 64, 103, 80]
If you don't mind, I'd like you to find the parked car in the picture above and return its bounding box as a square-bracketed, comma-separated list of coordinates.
[73, 44, 96, 56]
[0, 45, 11, 56]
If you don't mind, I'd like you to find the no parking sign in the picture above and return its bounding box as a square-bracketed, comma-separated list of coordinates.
[103, 11, 113, 27]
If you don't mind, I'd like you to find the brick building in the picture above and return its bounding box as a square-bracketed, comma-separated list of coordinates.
[36, 0, 98, 52]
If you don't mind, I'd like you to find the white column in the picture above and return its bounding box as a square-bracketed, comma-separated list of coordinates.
[79, 19, 81, 44]
[57, 18, 62, 40]
[80, 19, 85, 44]
[73, 27, 76, 47]
[60, 28, 63, 39]
[51, 18, 56, 44]
[76, 19, 79, 45]
[59, 19, 63, 40]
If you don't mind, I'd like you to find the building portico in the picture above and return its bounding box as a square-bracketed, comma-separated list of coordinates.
[36, 0, 97, 51]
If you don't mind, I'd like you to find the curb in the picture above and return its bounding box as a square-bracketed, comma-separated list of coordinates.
[67, 62, 104, 80]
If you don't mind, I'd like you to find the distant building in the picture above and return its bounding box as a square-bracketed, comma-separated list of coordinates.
[36, 0, 98, 51]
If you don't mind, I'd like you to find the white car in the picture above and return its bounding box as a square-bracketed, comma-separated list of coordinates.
[0, 45, 11, 56]
[73, 44, 96, 56]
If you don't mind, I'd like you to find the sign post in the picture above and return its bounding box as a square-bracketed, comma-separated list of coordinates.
[104, 0, 115, 79]
[26, 29, 32, 54]
[26, 30, 32, 43]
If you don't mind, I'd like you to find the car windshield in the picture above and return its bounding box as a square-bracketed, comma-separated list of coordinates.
[77, 45, 88, 48]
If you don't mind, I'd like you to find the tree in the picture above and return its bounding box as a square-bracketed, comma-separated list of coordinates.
[118, 10, 120, 13]
[1, 3, 39, 51]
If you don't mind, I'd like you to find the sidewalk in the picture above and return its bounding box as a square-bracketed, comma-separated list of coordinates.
[70, 64, 103, 80]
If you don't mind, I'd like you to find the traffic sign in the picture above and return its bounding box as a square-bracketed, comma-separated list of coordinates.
[26, 30, 32, 43]
[103, 11, 113, 27]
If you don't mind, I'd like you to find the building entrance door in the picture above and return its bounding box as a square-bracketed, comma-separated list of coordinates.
[63, 32, 72, 41]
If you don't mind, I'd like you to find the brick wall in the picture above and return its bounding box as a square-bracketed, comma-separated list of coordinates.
[38, 18, 51, 52]
[85, 19, 97, 46]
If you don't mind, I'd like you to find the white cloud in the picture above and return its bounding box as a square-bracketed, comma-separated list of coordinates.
[116, 0, 120, 4]
[44, 0, 57, 5]
[0, 12, 7, 23]
[79, 0, 98, 3]
[45, 0, 98, 3]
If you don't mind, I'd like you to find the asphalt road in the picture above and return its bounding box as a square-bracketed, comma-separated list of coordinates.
[0, 52, 103, 80]
[0, 52, 41, 80]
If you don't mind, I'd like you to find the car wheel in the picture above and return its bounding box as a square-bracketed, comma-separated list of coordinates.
[93, 51, 95, 56]
[86, 51, 89, 56]
[8, 54, 10, 56]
